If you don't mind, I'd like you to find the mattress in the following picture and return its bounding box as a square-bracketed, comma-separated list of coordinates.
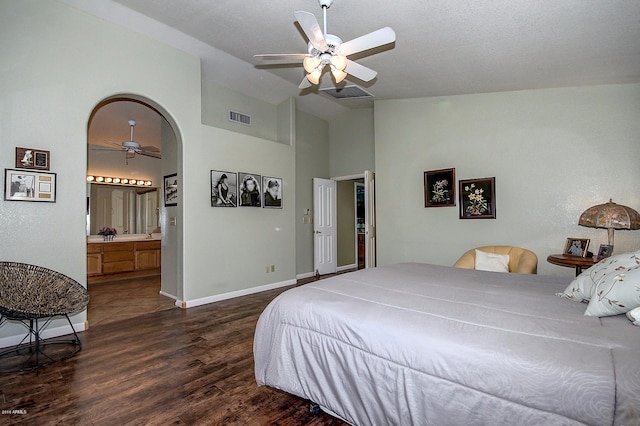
[254, 263, 640, 425]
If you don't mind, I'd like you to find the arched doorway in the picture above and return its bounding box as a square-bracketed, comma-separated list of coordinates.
[86, 95, 182, 325]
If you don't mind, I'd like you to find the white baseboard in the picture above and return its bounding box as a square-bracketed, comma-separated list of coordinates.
[180, 278, 297, 309]
[296, 271, 315, 280]
[0, 321, 87, 349]
[337, 263, 357, 272]
[159, 291, 177, 300]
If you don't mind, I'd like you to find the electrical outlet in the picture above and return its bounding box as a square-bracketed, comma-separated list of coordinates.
[271, 264, 275, 272]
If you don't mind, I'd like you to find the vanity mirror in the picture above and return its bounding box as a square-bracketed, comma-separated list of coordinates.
[87, 183, 160, 235]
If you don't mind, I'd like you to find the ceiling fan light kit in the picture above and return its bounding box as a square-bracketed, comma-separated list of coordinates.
[254, 0, 395, 89]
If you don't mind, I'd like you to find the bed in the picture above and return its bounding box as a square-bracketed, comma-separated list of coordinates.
[254, 263, 640, 425]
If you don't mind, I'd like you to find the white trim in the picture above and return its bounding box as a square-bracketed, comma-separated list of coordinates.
[331, 173, 365, 181]
[296, 271, 315, 280]
[337, 263, 357, 272]
[0, 321, 87, 349]
[159, 291, 177, 300]
[180, 279, 296, 308]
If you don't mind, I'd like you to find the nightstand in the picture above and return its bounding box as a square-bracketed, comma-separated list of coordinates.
[546, 254, 598, 276]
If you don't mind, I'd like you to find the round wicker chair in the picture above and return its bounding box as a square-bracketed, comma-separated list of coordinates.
[0, 262, 89, 372]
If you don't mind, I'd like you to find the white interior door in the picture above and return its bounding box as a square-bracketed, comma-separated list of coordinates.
[313, 178, 337, 276]
[364, 170, 376, 268]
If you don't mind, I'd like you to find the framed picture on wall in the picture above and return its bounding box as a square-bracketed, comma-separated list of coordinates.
[163, 173, 178, 206]
[263, 176, 283, 209]
[563, 238, 590, 258]
[458, 177, 496, 219]
[211, 170, 237, 207]
[4, 168, 56, 202]
[424, 168, 455, 207]
[15, 147, 50, 170]
[238, 172, 262, 207]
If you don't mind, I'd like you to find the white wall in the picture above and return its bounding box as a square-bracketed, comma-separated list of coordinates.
[375, 84, 640, 276]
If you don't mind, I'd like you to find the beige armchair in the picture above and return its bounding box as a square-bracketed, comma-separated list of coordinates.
[453, 246, 538, 274]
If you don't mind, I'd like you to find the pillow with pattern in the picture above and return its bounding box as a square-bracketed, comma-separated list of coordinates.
[585, 263, 640, 316]
[556, 250, 640, 302]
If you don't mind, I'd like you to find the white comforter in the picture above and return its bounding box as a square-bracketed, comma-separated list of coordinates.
[254, 263, 640, 425]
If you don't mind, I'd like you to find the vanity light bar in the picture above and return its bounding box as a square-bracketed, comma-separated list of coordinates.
[87, 175, 152, 186]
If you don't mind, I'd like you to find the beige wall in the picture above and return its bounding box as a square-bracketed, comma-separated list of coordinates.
[375, 84, 640, 276]
[295, 110, 330, 276]
[329, 108, 375, 177]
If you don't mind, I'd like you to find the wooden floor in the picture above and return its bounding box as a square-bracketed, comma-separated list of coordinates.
[0, 279, 348, 425]
[87, 276, 176, 326]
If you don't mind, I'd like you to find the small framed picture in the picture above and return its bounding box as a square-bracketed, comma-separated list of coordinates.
[424, 168, 455, 207]
[15, 147, 50, 170]
[4, 168, 56, 202]
[263, 176, 283, 209]
[211, 170, 237, 207]
[459, 177, 496, 219]
[238, 172, 262, 207]
[163, 173, 178, 206]
[597, 244, 614, 260]
[563, 238, 590, 258]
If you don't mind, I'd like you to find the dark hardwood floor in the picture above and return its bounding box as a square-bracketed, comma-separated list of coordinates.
[0, 278, 348, 425]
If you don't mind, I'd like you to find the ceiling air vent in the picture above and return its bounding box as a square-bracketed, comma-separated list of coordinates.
[229, 110, 251, 126]
[319, 85, 374, 100]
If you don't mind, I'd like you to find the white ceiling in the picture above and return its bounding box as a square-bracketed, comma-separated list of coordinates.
[67, 0, 640, 134]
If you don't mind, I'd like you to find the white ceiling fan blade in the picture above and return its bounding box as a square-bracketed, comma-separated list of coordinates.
[298, 76, 313, 89]
[340, 27, 396, 57]
[254, 54, 310, 64]
[294, 11, 328, 52]
[140, 145, 161, 153]
[345, 60, 377, 82]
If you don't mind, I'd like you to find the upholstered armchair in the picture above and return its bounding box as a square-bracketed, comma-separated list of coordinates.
[453, 246, 538, 274]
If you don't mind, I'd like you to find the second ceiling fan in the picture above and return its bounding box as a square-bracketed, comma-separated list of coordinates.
[254, 0, 396, 89]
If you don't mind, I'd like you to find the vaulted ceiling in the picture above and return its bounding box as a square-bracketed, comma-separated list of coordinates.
[69, 0, 640, 122]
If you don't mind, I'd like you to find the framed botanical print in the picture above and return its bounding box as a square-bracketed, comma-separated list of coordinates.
[459, 177, 496, 219]
[424, 168, 455, 207]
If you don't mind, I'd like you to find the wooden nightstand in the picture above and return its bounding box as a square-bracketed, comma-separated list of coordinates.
[547, 254, 598, 276]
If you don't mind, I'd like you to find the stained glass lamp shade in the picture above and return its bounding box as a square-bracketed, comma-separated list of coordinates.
[578, 199, 640, 246]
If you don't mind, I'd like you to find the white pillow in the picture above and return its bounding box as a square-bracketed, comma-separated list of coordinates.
[627, 306, 640, 326]
[475, 250, 509, 273]
[556, 250, 640, 303]
[585, 263, 640, 317]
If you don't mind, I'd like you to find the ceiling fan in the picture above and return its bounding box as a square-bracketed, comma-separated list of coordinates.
[254, 0, 396, 89]
[92, 120, 161, 163]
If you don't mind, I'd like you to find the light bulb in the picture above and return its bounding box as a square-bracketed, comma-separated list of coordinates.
[122, 179, 129, 184]
[331, 67, 347, 83]
[105, 177, 113, 183]
[87, 176, 95, 182]
[330, 55, 347, 71]
[96, 176, 104, 182]
[113, 178, 121, 184]
[130, 179, 137, 185]
[303, 56, 321, 73]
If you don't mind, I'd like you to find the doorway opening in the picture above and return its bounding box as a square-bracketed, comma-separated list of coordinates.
[314, 171, 376, 277]
[86, 96, 182, 325]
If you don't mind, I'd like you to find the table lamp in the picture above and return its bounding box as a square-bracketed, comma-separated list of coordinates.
[578, 199, 640, 246]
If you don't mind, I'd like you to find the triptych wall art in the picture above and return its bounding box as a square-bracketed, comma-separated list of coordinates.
[211, 170, 282, 209]
[424, 168, 495, 219]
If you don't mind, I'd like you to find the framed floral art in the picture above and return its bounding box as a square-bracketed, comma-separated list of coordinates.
[424, 168, 455, 207]
[459, 177, 496, 219]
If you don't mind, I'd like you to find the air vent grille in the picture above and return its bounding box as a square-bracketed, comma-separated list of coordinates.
[319, 85, 374, 100]
[229, 110, 251, 126]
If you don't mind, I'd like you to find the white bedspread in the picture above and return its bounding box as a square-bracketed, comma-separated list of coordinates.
[254, 263, 640, 425]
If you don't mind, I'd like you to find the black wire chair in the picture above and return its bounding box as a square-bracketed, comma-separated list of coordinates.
[0, 262, 89, 373]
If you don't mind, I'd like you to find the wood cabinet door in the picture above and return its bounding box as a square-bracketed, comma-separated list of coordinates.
[87, 253, 102, 276]
[135, 249, 159, 270]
